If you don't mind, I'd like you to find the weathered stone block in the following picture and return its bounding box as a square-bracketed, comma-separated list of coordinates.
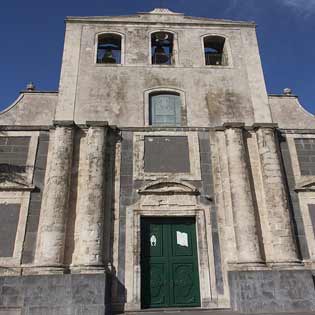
[0, 274, 108, 314]
[0, 310, 21, 315]
[229, 270, 315, 313]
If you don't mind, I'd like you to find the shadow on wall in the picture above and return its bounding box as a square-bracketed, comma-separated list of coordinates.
[110, 270, 128, 315]
[0, 163, 28, 184]
[107, 130, 128, 315]
[206, 88, 253, 124]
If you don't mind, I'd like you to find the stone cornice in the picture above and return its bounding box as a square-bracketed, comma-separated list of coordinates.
[2, 124, 313, 133]
[252, 123, 279, 129]
[0, 125, 51, 131]
[65, 17, 255, 28]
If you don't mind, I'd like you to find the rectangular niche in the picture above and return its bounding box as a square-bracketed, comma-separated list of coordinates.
[144, 136, 190, 173]
[133, 131, 201, 181]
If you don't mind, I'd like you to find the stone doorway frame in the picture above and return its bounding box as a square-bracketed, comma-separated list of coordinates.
[139, 216, 201, 309]
[124, 203, 218, 311]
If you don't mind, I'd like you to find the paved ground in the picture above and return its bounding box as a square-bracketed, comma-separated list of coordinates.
[117, 310, 315, 315]
[121, 311, 235, 314]
[120, 313, 315, 315]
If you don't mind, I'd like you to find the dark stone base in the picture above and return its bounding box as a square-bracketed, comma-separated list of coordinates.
[0, 273, 109, 315]
[2, 271, 315, 314]
[229, 270, 315, 314]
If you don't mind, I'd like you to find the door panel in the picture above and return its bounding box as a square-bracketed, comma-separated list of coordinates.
[142, 221, 165, 258]
[141, 217, 200, 309]
[172, 263, 196, 305]
[142, 262, 169, 307]
[141, 220, 170, 307]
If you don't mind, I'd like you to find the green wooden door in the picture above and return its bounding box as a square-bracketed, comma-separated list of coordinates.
[141, 217, 200, 308]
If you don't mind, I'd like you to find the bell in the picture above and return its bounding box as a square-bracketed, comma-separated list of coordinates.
[153, 46, 169, 64]
[102, 48, 116, 64]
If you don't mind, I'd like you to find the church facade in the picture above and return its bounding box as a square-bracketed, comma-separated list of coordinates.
[0, 8, 315, 315]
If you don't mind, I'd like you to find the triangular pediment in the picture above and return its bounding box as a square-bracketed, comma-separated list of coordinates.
[137, 180, 199, 195]
[295, 177, 315, 192]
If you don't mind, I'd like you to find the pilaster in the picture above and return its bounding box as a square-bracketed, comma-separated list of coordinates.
[255, 125, 299, 264]
[35, 122, 75, 273]
[71, 122, 108, 273]
[224, 124, 262, 264]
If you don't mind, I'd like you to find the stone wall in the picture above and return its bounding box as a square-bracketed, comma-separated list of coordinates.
[0, 274, 109, 315]
[280, 136, 309, 259]
[229, 270, 315, 314]
[56, 13, 271, 125]
[22, 132, 49, 264]
[198, 131, 223, 294]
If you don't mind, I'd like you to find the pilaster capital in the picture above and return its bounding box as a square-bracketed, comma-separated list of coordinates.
[86, 121, 109, 127]
[252, 123, 278, 130]
[52, 120, 75, 127]
[223, 122, 245, 129]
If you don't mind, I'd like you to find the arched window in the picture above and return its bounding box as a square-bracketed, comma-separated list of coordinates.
[149, 92, 181, 126]
[151, 32, 174, 65]
[96, 33, 122, 64]
[203, 36, 228, 66]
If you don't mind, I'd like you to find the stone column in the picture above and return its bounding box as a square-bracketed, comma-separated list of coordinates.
[225, 124, 262, 264]
[255, 125, 299, 264]
[71, 122, 108, 273]
[35, 122, 74, 272]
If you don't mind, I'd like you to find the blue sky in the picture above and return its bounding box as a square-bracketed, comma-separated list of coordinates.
[0, 0, 314, 114]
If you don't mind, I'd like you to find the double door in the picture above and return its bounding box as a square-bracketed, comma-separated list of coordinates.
[141, 217, 200, 308]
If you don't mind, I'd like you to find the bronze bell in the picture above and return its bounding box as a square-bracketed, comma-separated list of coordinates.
[153, 46, 169, 64]
[102, 48, 116, 64]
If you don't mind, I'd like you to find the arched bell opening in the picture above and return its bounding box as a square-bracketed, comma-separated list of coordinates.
[151, 31, 174, 65]
[96, 33, 122, 64]
[203, 35, 227, 66]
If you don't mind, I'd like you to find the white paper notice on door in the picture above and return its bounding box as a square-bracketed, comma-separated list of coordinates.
[176, 231, 188, 247]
